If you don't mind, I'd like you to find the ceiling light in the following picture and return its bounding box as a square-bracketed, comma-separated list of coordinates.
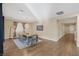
[56, 11, 64, 15]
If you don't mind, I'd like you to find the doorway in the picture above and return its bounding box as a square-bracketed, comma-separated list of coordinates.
[57, 17, 77, 42]
[64, 23, 76, 34]
[63, 23, 76, 41]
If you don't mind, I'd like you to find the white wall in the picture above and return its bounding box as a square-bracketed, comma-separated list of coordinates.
[4, 19, 14, 39]
[77, 16, 79, 47]
[32, 19, 59, 42]
[57, 21, 65, 39]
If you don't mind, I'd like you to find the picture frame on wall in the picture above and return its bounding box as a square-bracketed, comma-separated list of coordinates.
[37, 25, 43, 31]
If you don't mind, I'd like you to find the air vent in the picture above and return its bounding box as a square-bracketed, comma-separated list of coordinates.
[56, 11, 64, 15]
[18, 9, 24, 14]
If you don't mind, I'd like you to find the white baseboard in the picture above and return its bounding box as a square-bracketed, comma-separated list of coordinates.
[39, 36, 58, 42]
[58, 34, 64, 40]
[39, 34, 64, 42]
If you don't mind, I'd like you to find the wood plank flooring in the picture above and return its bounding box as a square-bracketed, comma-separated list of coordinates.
[3, 33, 79, 56]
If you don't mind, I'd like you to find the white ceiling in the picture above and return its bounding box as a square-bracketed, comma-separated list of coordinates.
[3, 3, 79, 23]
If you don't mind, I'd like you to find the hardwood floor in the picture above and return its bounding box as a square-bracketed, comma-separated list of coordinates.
[3, 33, 79, 56]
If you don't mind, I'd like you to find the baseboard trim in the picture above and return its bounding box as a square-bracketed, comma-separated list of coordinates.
[38, 34, 65, 42]
[38, 36, 58, 42]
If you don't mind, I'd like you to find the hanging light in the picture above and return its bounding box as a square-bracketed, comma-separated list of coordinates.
[25, 24, 29, 29]
[16, 23, 24, 34]
[24, 23, 30, 35]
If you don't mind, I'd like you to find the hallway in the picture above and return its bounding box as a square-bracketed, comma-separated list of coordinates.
[4, 33, 78, 56]
[56, 33, 77, 55]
